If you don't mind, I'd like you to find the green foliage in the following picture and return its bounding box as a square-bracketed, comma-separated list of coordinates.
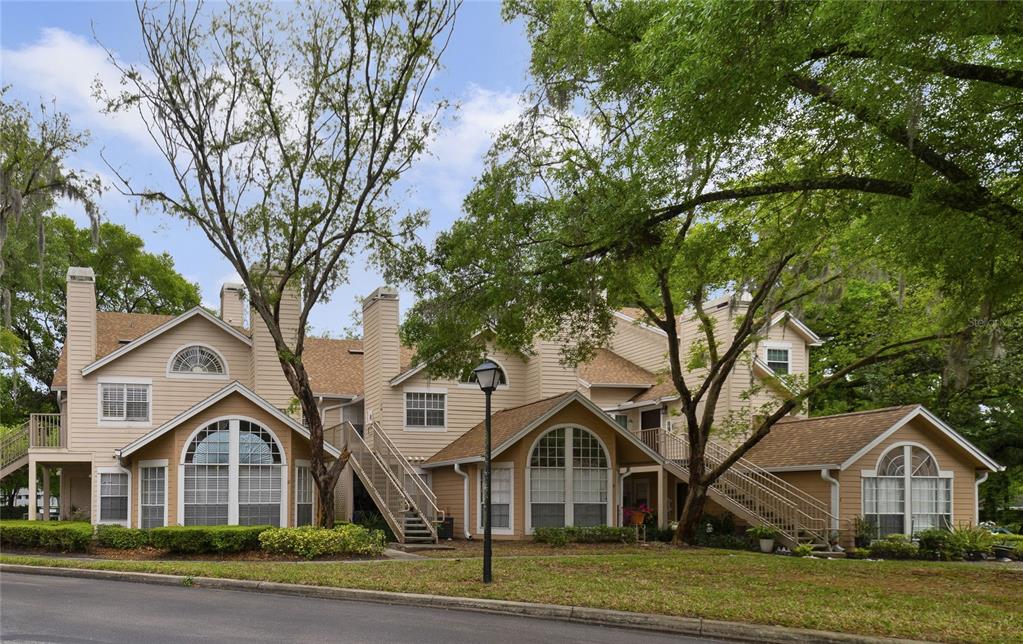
[258, 524, 386, 559]
[746, 525, 779, 540]
[356, 512, 396, 543]
[916, 528, 964, 561]
[949, 524, 995, 559]
[532, 526, 638, 546]
[792, 544, 815, 557]
[0, 520, 92, 552]
[95, 524, 150, 549]
[869, 536, 919, 560]
[148, 525, 269, 554]
[844, 547, 869, 560]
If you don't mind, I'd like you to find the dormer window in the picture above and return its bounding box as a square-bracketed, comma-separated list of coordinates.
[170, 345, 226, 376]
[766, 347, 790, 374]
[459, 364, 507, 386]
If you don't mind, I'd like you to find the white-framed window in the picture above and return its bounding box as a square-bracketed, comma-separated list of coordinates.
[181, 418, 287, 526]
[100, 383, 150, 422]
[169, 344, 227, 377]
[766, 347, 790, 374]
[405, 391, 446, 430]
[295, 461, 313, 527]
[139, 460, 168, 529]
[98, 468, 130, 525]
[527, 426, 610, 532]
[613, 414, 629, 429]
[862, 443, 952, 537]
[477, 462, 513, 535]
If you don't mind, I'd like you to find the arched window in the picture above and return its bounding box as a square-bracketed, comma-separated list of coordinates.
[182, 419, 285, 526]
[863, 444, 951, 537]
[171, 345, 225, 375]
[528, 426, 609, 530]
[459, 364, 507, 386]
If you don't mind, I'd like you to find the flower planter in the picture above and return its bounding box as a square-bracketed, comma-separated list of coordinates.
[759, 538, 775, 553]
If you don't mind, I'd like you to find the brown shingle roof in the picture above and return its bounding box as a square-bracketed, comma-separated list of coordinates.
[302, 337, 365, 397]
[744, 405, 920, 469]
[579, 348, 655, 387]
[424, 392, 574, 465]
[52, 311, 174, 388]
[631, 380, 678, 403]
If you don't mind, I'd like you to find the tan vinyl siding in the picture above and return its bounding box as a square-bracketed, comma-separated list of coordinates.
[607, 315, 667, 373]
[776, 470, 832, 508]
[586, 386, 647, 410]
[250, 288, 300, 410]
[431, 467, 467, 538]
[68, 315, 252, 461]
[838, 416, 981, 536]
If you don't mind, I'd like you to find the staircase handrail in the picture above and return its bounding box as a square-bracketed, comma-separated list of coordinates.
[365, 421, 443, 523]
[29, 413, 63, 448]
[334, 421, 411, 541]
[1, 422, 30, 470]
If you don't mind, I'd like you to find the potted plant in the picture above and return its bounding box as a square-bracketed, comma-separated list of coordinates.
[746, 525, 779, 553]
[852, 516, 875, 548]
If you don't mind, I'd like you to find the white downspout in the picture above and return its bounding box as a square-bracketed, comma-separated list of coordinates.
[975, 472, 989, 524]
[820, 469, 840, 532]
[617, 467, 632, 526]
[454, 463, 472, 540]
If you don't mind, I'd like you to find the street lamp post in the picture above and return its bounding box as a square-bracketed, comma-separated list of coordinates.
[473, 359, 502, 584]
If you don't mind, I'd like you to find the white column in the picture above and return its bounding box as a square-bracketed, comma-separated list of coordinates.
[41, 465, 51, 521]
[657, 467, 667, 529]
[59, 468, 70, 520]
[27, 459, 37, 520]
[228, 420, 240, 524]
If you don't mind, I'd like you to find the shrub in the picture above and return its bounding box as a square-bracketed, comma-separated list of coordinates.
[792, 544, 814, 557]
[95, 524, 149, 549]
[844, 547, 869, 559]
[259, 524, 386, 559]
[852, 515, 875, 547]
[868, 536, 918, 560]
[0, 520, 93, 552]
[916, 528, 964, 561]
[746, 525, 779, 540]
[949, 524, 995, 560]
[148, 525, 269, 554]
[532, 526, 638, 546]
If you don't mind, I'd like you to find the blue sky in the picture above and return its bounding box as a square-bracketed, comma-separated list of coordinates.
[0, 0, 530, 333]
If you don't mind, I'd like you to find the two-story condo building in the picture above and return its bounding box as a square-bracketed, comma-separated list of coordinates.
[0, 268, 1001, 548]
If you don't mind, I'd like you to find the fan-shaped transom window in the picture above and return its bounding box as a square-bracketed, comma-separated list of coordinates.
[459, 364, 508, 386]
[528, 426, 610, 530]
[863, 444, 951, 538]
[171, 345, 225, 375]
[182, 419, 285, 527]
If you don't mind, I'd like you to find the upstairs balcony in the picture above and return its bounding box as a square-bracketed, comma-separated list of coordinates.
[1, 414, 65, 479]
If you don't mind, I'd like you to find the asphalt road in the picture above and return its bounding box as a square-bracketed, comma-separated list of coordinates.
[1, 572, 721, 643]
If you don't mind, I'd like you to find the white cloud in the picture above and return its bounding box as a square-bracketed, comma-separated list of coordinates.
[415, 84, 522, 214]
[1, 28, 153, 147]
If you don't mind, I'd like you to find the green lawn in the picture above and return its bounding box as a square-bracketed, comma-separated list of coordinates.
[3, 549, 1020, 643]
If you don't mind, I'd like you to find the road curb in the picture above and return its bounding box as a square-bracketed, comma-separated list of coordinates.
[1, 563, 924, 644]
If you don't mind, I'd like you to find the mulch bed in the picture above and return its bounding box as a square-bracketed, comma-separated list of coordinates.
[0, 546, 382, 562]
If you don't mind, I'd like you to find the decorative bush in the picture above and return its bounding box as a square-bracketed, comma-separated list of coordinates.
[0, 520, 93, 552]
[916, 528, 964, 561]
[746, 525, 779, 540]
[532, 526, 638, 546]
[95, 524, 150, 549]
[949, 524, 995, 560]
[258, 524, 386, 559]
[148, 525, 269, 554]
[844, 547, 869, 559]
[792, 544, 815, 557]
[868, 535, 919, 560]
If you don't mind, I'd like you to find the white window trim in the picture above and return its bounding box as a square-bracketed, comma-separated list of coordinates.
[96, 377, 153, 427]
[763, 341, 792, 374]
[860, 442, 954, 535]
[403, 386, 448, 432]
[476, 462, 514, 536]
[524, 425, 613, 535]
[295, 459, 314, 527]
[138, 459, 169, 528]
[96, 465, 132, 527]
[165, 342, 230, 380]
[176, 416, 289, 527]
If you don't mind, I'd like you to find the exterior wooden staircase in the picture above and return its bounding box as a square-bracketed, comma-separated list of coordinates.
[1, 414, 64, 480]
[636, 422, 837, 549]
[334, 421, 443, 544]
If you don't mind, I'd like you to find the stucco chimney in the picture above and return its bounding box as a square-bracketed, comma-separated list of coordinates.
[362, 287, 401, 427]
[220, 282, 246, 327]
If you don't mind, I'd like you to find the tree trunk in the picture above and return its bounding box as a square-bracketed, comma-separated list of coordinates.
[674, 452, 708, 545]
[317, 478, 336, 528]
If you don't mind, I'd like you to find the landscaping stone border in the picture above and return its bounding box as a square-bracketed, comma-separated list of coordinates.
[1, 563, 926, 644]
